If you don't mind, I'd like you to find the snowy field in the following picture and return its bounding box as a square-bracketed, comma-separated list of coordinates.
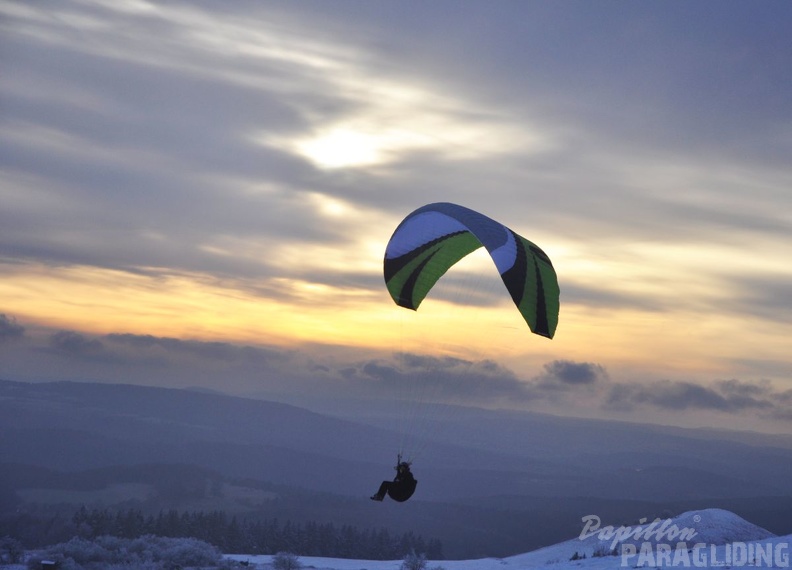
[227, 509, 791, 569]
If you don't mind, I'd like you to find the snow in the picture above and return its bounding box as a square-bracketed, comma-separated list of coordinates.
[226, 509, 791, 569]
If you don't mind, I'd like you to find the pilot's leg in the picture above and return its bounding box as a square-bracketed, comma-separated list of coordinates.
[371, 480, 390, 501]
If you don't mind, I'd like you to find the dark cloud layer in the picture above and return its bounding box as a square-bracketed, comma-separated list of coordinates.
[354, 355, 607, 405]
[606, 378, 791, 420]
[0, 314, 25, 342]
[539, 360, 606, 387]
[2, 314, 790, 429]
[48, 330, 104, 357]
[350, 350, 792, 424]
[357, 357, 518, 402]
[105, 333, 286, 365]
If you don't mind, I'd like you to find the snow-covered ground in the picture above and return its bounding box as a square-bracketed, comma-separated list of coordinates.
[226, 509, 791, 569]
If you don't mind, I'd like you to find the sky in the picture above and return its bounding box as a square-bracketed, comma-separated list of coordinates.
[1, 0, 791, 434]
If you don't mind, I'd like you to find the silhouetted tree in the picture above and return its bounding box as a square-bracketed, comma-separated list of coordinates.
[272, 551, 301, 570]
[0, 535, 24, 563]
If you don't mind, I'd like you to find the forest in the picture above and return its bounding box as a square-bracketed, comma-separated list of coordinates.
[1, 506, 444, 560]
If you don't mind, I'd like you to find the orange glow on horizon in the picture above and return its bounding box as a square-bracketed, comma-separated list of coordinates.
[1, 259, 789, 388]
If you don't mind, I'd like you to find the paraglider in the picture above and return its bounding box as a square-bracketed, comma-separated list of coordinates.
[370, 202, 560, 503]
[370, 454, 417, 502]
[384, 202, 559, 339]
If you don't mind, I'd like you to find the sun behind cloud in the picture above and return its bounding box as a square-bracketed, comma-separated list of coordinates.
[293, 127, 392, 169]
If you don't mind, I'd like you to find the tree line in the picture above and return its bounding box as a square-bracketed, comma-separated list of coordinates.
[2, 506, 444, 560]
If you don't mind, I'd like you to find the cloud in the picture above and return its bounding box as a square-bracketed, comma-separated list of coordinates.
[605, 378, 783, 416]
[3, 327, 310, 395]
[537, 360, 607, 387]
[104, 333, 286, 365]
[395, 352, 473, 371]
[352, 354, 612, 406]
[347, 355, 790, 428]
[354, 353, 531, 404]
[0, 314, 25, 342]
[729, 274, 792, 324]
[48, 330, 106, 358]
[0, 1, 353, 278]
[2, 0, 790, 307]
[30, 330, 295, 384]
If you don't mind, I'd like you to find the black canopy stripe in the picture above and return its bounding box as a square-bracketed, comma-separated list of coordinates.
[532, 255, 550, 337]
[397, 252, 439, 309]
[384, 230, 470, 283]
[500, 229, 528, 307]
[529, 244, 553, 267]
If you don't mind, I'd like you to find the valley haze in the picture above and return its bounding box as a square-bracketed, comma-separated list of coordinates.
[1, 379, 791, 559]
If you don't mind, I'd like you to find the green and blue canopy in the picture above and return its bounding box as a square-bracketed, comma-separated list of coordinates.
[384, 202, 559, 339]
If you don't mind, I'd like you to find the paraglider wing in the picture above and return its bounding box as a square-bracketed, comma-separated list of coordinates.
[383, 202, 559, 338]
